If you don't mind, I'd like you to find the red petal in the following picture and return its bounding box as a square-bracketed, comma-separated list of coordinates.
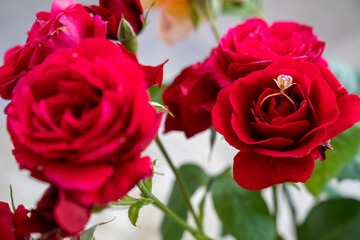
[54, 190, 90, 234]
[326, 94, 360, 139]
[140, 60, 168, 88]
[44, 163, 113, 191]
[233, 151, 315, 190]
[212, 85, 251, 150]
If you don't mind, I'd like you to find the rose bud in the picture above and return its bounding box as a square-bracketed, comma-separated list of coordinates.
[212, 59, 360, 190]
[98, 0, 144, 38]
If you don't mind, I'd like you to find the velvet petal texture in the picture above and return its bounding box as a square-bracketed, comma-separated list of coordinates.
[233, 152, 315, 190]
[163, 63, 220, 138]
[212, 59, 360, 190]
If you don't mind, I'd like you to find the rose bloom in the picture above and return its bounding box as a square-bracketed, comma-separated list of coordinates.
[141, 0, 194, 44]
[0, 202, 31, 240]
[0, 0, 107, 99]
[212, 59, 360, 190]
[7, 38, 163, 229]
[205, 18, 326, 88]
[163, 63, 220, 138]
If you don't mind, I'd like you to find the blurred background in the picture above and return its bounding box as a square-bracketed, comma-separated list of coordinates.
[0, 0, 360, 239]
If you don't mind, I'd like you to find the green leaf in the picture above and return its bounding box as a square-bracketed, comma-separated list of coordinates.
[339, 153, 360, 180]
[148, 84, 168, 105]
[128, 198, 153, 227]
[328, 58, 360, 94]
[70, 219, 114, 240]
[149, 101, 174, 117]
[222, 0, 262, 18]
[142, 0, 157, 32]
[128, 203, 142, 227]
[112, 195, 139, 206]
[161, 164, 209, 240]
[298, 198, 360, 240]
[305, 124, 360, 197]
[211, 172, 276, 240]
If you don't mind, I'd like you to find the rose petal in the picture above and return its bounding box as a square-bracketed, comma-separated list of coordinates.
[44, 163, 114, 191]
[233, 151, 315, 190]
[326, 94, 360, 139]
[212, 85, 252, 151]
[54, 190, 90, 234]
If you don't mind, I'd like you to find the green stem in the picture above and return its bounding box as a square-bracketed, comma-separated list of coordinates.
[9, 185, 16, 212]
[283, 184, 297, 238]
[137, 181, 211, 240]
[209, 19, 220, 42]
[272, 185, 278, 228]
[155, 137, 203, 231]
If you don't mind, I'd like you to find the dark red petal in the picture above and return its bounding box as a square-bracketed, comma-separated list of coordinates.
[212, 86, 251, 150]
[233, 151, 315, 190]
[255, 128, 326, 158]
[140, 59, 168, 88]
[326, 94, 360, 139]
[231, 113, 295, 149]
[252, 119, 310, 141]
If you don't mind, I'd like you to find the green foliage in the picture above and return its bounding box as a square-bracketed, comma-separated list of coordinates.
[210, 172, 276, 240]
[70, 219, 115, 240]
[305, 124, 360, 197]
[222, 0, 263, 17]
[339, 153, 360, 181]
[328, 59, 360, 94]
[298, 198, 360, 240]
[128, 198, 154, 227]
[161, 164, 209, 240]
[148, 84, 168, 105]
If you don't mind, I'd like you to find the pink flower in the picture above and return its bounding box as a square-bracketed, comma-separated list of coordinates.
[205, 18, 326, 88]
[0, 0, 107, 99]
[7, 39, 163, 209]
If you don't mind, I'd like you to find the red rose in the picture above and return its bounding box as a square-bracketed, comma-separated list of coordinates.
[163, 63, 220, 138]
[212, 60, 360, 190]
[27, 186, 91, 238]
[205, 18, 326, 88]
[0, 0, 107, 99]
[7, 39, 163, 208]
[0, 202, 31, 240]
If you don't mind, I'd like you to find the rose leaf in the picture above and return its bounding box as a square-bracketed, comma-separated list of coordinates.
[297, 198, 360, 240]
[305, 124, 360, 197]
[210, 172, 276, 240]
[161, 164, 209, 240]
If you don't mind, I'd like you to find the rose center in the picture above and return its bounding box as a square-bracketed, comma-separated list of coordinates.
[257, 74, 298, 123]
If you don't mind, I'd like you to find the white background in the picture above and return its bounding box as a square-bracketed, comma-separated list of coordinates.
[1, 0, 360, 239]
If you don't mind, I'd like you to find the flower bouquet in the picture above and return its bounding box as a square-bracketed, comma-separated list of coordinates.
[0, 0, 360, 239]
